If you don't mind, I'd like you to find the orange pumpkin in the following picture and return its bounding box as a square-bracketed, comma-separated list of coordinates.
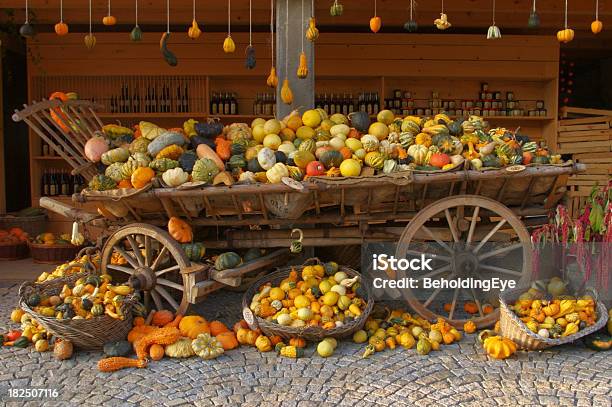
[464, 302, 479, 314]
[443, 303, 452, 313]
[233, 320, 249, 333]
[482, 304, 495, 315]
[429, 153, 451, 168]
[339, 147, 352, 160]
[463, 320, 477, 334]
[167, 217, 193, 243]
[131, 166, 155, 189]
[289, 337, 306, 348]
[216, 331, 239, 350]
[55, 21, 69, 36]
[151, 310, 174, 327]
[163, 314, 183, 328]
[117, 179, 133, 189]
[269, 335, 283, 346]
[209, 320, 230, 336]
[149, 344, 165, 361]
[49, 92, 69, 131]
[103, 15, 117, 26]
[179, 315, 210, 339]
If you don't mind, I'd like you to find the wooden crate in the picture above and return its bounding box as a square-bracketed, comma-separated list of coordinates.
[558, 107, 612, 218]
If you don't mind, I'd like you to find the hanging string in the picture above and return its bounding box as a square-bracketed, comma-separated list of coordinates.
[89, 0, 92, 32]
[60, 0, 63, 22]
[410, 0, 413, 21]
[564, 0, 568, 28]
[270, 0, 274, 67]
[193, 0, 196, 21]
[249, 0, 252, 46]
[167, 0, 170, 33]
[301, 0, 304, 53]
[441, 0, 444, 14]
[285, 0, 289, 77]
[311, 0, 315, 17]
[25, 0, 28, 23]
[135, 0, 138, 26]
[108, 0, 111, 16]
[374, 0, 377, 16]
[595, 0, 599, 20]
[532, 0, 536, 13]
[228, 0, 232, 36]
[492, 0, 496, 25]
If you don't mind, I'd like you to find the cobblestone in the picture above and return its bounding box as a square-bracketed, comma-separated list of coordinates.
[0, 281, 610, 406]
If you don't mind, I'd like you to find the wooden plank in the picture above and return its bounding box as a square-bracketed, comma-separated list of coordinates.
[557, 129, 612, 138]
[559, 116, 612, 126]
[561, 106, 612, 117]
[558, 123, 611, 132]
[573, 152, 612, 159]
[558, 134, 611, 143]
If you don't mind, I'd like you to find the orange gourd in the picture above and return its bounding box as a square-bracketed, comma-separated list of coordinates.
[49, 92, 70, 132]
[442, 332, 455, 345]
[134, 327, 181, 359]
[370, 16, 381, 33]
[55, 21, 69, 36]
[269, 335, 283, 346]
[133, 317, 145, 327]
[209, 320, 230, 336]
[216, 331, 239, 350]
[117, 179, 133, 189]
[167, 217, 193, 243]
[149, 344, 165, 361]
[127, 325, 157, 343]
[464, 302, 479, 314]
[131, 166, 155, 189]
[151, 310, 174, 327]
[98, 357, 147, 372]
[463, 320, 477, 334]
[289, 337, 306, 348]
[443, 303, 452, 313]
[233, 320, 249, 333]
[215, 138, 232, 161]
[482, 304, 495, 315]
[179, 315, 210, 339]
[163, 314, 183, 328]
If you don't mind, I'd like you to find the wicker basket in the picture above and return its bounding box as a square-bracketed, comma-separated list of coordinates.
[0, 213, 47, 237]
[19, 272, 136, 350]
[0, 242, 29, 260]
[499, 286, 608, 350]
[29, 243, 82, 264]
[242, 259, 374, 341]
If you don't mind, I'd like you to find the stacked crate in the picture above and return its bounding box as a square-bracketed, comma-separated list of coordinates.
[557, 107, 612, 218]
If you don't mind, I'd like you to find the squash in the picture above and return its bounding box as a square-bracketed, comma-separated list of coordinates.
[192, 333, 224, 359]
[364, 152, 384, 170]
[149, 344, 165, 361]
[178, 151, 198, 172]
[196, 144, 225, 171]
[348, 112, 370, 132]
[228, 155, 247, 170]
[215, 252, 242, 271]
[156, 145, 184, 160]
[179, 316, 210, 339]
[105, 162, 125, 182]
[463, 320, 477, 334]
[162, 167, 189, 187]
[131, 166, 155, 189]
[258, 147, 277, 170]
[191, 158, 219, 184]
[181, 243, 206, 261]
[160, 32, 178, 66]
[483, 336, 517, 359]
[289, 337, 306, 348]
[85, 136, 109, 162]
[415, 133, 432, 147]
[151, 310, 174, 327]
[101, 147, 130, 165]
[195, 120, 224, 138]
[149, 158, 179, 173]
[266, 163, 289, 184]
[147, 132, 184, 156]
[165, 337, 196, 357]
[103, 340, 132, 357]
[216, 331, 239, 350]
[168, 217, 192, 243]
[54, 339, 73, 360]
[319, 150, 343, 169]
[429, 153, 451, 169]
[98, 357, 147, 372]
[88, 175, 117, 191]
[255, 335, 273, 352]
[209, 321, 230, 337]
[134, 327, 181, 359]
[584, 332, 611, 351]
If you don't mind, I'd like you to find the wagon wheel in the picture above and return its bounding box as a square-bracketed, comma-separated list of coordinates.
[101, 223, 190, 315]
[393, 195, 531, 329]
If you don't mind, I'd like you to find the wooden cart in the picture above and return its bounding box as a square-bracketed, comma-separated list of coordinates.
[13, 99, 585, 328]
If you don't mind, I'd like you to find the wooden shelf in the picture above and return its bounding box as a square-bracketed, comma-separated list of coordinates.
[456, 116, 555, 121]
[97, 112, 208, 118]
[33, 156, 69, 160]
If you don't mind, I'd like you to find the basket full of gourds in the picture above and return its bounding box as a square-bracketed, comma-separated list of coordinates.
[18, 270, 140, 350]
[242, 258, 374, 342]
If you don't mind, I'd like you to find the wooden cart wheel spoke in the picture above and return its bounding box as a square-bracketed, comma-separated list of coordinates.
[144, 235, 152, 267]
[157, 278, 184, 291]
[415, 264, 452, 281]
[151, 246, 169, 271]
[113, 246, 139, 269]
[107, 264, 135, 275]
[396, 195, 531, 329]
[479, 264, 523, 277]
[101, 224, 191, 314]
[404, 249, 451, 263]
[444, 209, 460, 243]
[466, 206, 481, 246]
[155, 265, 180, 277]
[126, 235, 145, 266]
[155, 286, 180, 311]
[477, 242, 523, 261]
[472, 219, 508, 253]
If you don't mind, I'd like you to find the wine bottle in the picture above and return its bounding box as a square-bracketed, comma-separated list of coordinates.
[42, 170, 49, 196]
[230, 92, 237, 115]
[61, 170, 70, 195]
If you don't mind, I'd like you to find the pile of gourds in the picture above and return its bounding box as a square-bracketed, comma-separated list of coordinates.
[25, 273, 134, 321]
[0, 227, 29, 245]
[32, 232, 74, 246]
[84, 109, 562, 193]
[510, 278, 599, 340]
[249, 262, 367, 329]
[352, 309, 463, 358]
[36, 253, 100, 283]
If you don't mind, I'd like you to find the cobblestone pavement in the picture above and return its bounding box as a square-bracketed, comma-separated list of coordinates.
[0, 281, 610, 407]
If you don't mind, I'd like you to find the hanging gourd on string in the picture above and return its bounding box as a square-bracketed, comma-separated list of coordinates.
[19, 0, 35, 38]
[160, 0, 178, 66]
[103, 0, 117, 26]
[370, 0, 381, 33]
[306, 0, 319, 41]
[557, 0, 574, 43]
[591, 0, 603, 34]
[130, 0, 143, 42]
[486, 0, 501, 39]
[330, 0, 343, 17]
[55, 0, 69, 36]
[404, 0, 417, 32]
[280, 0, 294, 104]
[527, 0, 540, 28]
[434, 0, 451, 30]
[297, 0, 308, 79]
[188, 0, 202, 39]
[223, 0, 236, 53]
[84, 0, 96, 50]
[266, 0, 279, 87]
[245, 0, 256, 69]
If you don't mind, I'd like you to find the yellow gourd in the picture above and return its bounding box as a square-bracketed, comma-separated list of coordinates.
[297, 52, 308, 79]
[483, 336, 517, 360]
[281, 79, 293, 104]
[255, 335, 272, 352]
[267, 66, 279, 88]
[188, 19, 202, 39]
[305, 18, 319, 41]
[223, 35, 236, 53]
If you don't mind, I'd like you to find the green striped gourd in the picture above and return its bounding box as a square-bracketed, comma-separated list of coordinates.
[298, 139, 316, 154]
[149, 158, 179, 172]
[101, 147, 130, 165]
[399, 132, 415, 148]
[364, 152, 384, 169]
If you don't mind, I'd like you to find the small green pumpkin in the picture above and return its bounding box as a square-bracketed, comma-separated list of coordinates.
[149, 158, 179, 172]
[89, 175, 117, 191]
[129, 136, 151, 154]
[27, 293, 41, 307]
[91, 303, 104, 317]
[228, 155, 247, 170]
[532, 155, 550, 165]
[214, 251, 242, 271]
[105, 162, 125, 182]
[481, 155, 501, 168]
[319, 150, 343, 169]
[243, 248, 264, 262]
[192, 158, 220, 183]
[182, 243, 206, 262]
[103, 340, 133, 357]
[230, 143, 247, 156]
[584, 332, 612, 351]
